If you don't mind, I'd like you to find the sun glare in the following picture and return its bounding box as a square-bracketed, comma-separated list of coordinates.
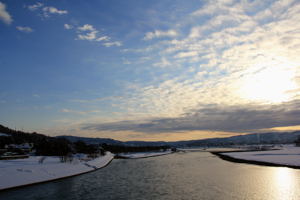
[271, 168, 297, 200]
[239, 60, 298, 103]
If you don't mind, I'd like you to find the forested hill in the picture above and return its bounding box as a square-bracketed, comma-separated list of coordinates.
[0, 124, 48, 143]
[0, 124, 73, 156]
[0, 124, 170, 154]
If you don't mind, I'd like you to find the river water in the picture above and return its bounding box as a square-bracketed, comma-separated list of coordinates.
[1, 152, 300, 200]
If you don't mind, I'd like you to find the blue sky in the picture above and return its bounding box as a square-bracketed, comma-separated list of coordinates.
[1, 0, 300, 141]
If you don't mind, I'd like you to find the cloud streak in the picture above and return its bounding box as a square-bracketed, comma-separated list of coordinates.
[81, 100, 300, 133]
[144, 29, 177, 40]
[64, 24, 73, 30]
[16, 26, 33, 33]
[64, 23, 122, 47]
[27, 2, 43, 11]
[42, 6, 68, 16]
[27, 3, 68, 18]
[61, 108, 100, 115]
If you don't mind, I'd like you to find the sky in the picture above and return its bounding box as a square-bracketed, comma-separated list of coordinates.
[0, 0, 300, 141]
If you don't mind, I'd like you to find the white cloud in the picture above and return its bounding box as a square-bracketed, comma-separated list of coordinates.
[77, 30, 98, 41]
[153, 57, 171, 68]
[96, 36, 110, 41]
[42, 6, 68, 16]
[103, 41, 122, 47]
[0, 2, 12, 25]
[64, 24, 73, 30]
[77, 24, 95, 31]
[76, 24, 98, 41]
[144, 29, 177, 40]
[27, 3, 68, 18]
[68, 23, 121, 47]
[16, 26, 33, 33]
[197, 71, 208, 78]
[27, 2, 43, 11]
[174, 51, 198, 58]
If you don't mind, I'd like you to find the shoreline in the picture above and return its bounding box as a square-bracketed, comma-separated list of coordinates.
[211, 151, 300, 169]
[115, 151, 174, 159]
[0, 154, 114, 192]
[0, 151, 173, 192]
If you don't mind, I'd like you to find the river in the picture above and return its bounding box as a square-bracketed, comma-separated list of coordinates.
[1, 151, 300, 200]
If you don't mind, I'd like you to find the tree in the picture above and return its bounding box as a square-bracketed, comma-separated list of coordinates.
[295, 136, 300, 147]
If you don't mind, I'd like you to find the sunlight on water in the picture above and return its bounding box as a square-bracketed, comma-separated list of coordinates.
[272, 167, 296, 200]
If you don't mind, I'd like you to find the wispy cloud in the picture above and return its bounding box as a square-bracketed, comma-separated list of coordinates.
[153, 57, 171, 68]
[77, 30, 98, 41]
[174, 51, 198, 59]
[64, 23, 73, 30]
[0, 2, 12, 25]
[42, 6, 68, 17]
[76, 24, 100, 41]
[67, 23, 122, 47]
[103, 41, 122, 47]
[77, 24, 95, 31]
[144, 29, 177, 40]
[27, 3, 68, 18]
[61, 108, 100, 115]
[96, 36, 110, 42]
[27, 2, 43, 11]
[16, 26, 33, 33]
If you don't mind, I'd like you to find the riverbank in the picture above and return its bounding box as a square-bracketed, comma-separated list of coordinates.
[115, 150, 173, 159]
[212, 145, 300, 169]
[0, 152, 114, 191]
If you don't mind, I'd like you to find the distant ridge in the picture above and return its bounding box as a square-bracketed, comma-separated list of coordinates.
[1, 123, 299, 147]
[57, 135, 169, 147]
[58, 131, 300, 147]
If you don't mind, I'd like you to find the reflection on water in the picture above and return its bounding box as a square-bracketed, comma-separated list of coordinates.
[1, 152, 300, 200]
[272, 168, 297, 200]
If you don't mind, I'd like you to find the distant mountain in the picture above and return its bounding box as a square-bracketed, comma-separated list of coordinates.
[171, 131, 300, 147]
[57, 135, 123, 145]
[2, 123, 300, 148]
[57, 135, 169, 147]
[58, 131, 300, 147]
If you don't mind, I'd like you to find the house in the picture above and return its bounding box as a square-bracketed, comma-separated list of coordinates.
[0, 132, 10, 137]
[5, 143, 34, 153]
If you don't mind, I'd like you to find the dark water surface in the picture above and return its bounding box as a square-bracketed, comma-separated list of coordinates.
[1, 152, 300, 200]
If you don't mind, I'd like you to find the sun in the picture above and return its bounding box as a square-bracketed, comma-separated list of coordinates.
[239, 60, 298, 103]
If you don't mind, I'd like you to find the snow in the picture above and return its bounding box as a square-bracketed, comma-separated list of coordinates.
[117, 150, 173, 159]
[0, 152, 114, 191]
[221, 145, 300, 167]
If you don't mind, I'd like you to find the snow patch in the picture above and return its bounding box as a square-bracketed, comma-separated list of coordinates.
[222, 145, 300, 167]
[0, 152, 114, 191]
[117, 150, 172, 159]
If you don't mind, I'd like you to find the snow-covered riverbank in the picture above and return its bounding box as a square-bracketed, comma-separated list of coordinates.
[116, 150, 173, 159]
[0, 152, 114, 191]
[220, 145, 300, 168]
